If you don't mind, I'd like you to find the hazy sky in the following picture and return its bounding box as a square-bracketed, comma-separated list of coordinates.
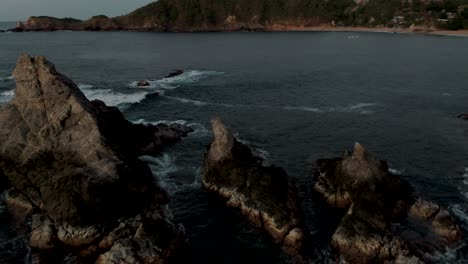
[0, 0, 156, 21]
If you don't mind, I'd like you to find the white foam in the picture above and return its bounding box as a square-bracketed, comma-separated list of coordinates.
[283, 103, 378, 114]
[450, 204, 468, 225]
[425, 244, 468, 264]
[78, 83, 148, 107]
[344, 103, 377, 110]
[0, 75, 13, 81]
[77, 84, 94, 89]
[389, 168, 403, 175]
[0, 89, 14, 104]
[165, 96, 209, 106]
[236, 136, 272, 166]
[283, 106, 323, 113]
[140, 154, 178, 192]
[442, 93, 452, 96]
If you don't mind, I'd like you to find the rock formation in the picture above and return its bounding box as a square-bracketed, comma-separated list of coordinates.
[314, 143, 463, 264]
[0, 55, 192, 263]
[203, 118, 306, 260]
[137, 80, 150, 87]
[164, 70, 184, 79]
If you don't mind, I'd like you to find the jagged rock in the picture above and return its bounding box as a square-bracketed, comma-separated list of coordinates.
[0, 55, 189, 263]
[314, 143, 463, 264]
[164, 70, 184, 79]
[137, 80, 150, 87]
[203, 118, 306, 260]
[7, 21, 25, 32]
[409, 199, 462, 243]
[30, 214, 55, 249]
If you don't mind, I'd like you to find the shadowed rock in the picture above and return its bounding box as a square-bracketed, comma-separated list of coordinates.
[0, 55, 190, 263]
[165, 70, 184, 79]
[314, 143, 463, 264]
[137, 80, 150, 87]
[203, 118, 307, 261]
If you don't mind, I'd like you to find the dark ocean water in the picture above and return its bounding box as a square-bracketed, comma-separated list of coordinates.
[0, 30, 468, 263]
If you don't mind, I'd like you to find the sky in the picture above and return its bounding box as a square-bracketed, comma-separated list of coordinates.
[0, 0, 156, 22]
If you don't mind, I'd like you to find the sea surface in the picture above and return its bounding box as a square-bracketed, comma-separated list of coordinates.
[0, 28, 468, 263]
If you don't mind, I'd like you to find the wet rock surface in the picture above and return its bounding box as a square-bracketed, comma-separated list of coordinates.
[202, 118, 307, 261]
[314, 143, 463, 263]
[137, 80, 150, 87]
[0, 55, 191, 263]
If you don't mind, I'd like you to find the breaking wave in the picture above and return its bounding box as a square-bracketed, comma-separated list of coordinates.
[78, 84, 148, 107]
[0, 75, 13, 81]
[283, 103, 377, 114]
[0, 89, 14, 104]
[140, 154, 202, 194]
[236, 136, 272, 166]
[165, 96, 210, 106]
[451, 204, 468, 226]
[389, 168, 404, 175]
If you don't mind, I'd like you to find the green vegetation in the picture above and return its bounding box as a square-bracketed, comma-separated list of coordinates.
[25, 0, 468, 31]
[118, 0, 468, 30]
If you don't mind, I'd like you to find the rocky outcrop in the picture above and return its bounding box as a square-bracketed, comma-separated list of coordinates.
[314, 143, 463, 264]
[18, 17, 83, 31]
[164, 70, 184, 79]
[203, 118, 306, 260]
[137, 80, 150, 87]
[7, 21, 26, 32]
[0, 55, 192, 263]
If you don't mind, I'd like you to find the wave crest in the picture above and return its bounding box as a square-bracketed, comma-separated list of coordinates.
[78, 84, 148, 107]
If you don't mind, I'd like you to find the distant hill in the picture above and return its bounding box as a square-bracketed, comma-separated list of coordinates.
[9, 0, 468, 32]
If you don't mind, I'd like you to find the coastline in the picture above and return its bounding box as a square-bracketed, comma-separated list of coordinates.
[6, 24, 468, 37]
[264, 26, 468, 37]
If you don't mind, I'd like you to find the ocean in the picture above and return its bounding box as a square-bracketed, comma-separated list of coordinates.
[0, 29, 467, 263]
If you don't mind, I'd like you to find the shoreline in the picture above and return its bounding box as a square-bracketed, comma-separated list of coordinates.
[278, 26, 468, 37]
[5, 25, 468, 37]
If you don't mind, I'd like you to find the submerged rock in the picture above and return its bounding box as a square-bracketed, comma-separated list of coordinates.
[203, 118, 306, 260]
[457, 113, 468, 120]
[314, 143, 463, 264]
[0, 55, 190, 263]
[137, 80, 150, 87]
[7, 21, 25, 32]
[165, 70, 184, 79]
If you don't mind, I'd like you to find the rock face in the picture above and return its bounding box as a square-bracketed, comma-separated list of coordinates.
[0, 55, 191, 263]
[203, 118, 306, 260]
[314, 143, 463, 264]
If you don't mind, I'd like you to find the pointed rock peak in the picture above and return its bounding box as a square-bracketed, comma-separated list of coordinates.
[16, 21, 25, 29]
[208, 117, 234, 163]
[352, 142, 368, 159]
[211, 117, 231, 139]
[12, 54, 86, 104]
